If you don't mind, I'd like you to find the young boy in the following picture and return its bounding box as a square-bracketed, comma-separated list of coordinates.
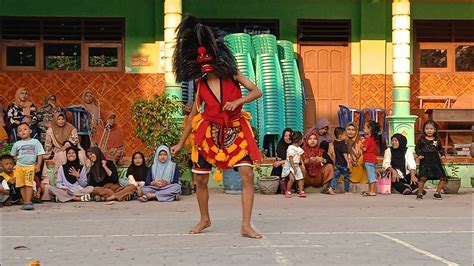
[10, 123, 45, 210]
[0, 154, 20, 206]
[328, 127, 351, 195]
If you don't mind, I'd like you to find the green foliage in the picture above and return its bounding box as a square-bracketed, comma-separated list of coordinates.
[447, 162, 460, 179]
[131, 94, 190, 176]
[0, 143, 13, 157]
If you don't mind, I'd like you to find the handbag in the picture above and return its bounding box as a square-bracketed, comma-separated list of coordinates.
[376, 171, 392, 194]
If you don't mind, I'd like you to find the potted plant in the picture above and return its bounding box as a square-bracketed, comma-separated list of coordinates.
[131, 94, 191, 187]
[443, 162, 461, 194]
[255, 164, 279, 195]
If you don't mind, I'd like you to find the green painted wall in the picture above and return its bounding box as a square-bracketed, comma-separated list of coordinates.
[412, 2, 474, 20]
[0, 0, 160, 71]
[183, 0, 363, 42]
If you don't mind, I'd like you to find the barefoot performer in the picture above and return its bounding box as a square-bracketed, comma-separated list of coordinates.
[170, 15, 263, 239]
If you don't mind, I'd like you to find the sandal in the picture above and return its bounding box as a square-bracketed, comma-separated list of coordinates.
[94, 195, 106, 202]
[362, 192, 376, 196]
[285, 191, 292, 198]
[298, 191, 307, 198]
[81, 194, 91, 202]
[138, 195, 148, 202]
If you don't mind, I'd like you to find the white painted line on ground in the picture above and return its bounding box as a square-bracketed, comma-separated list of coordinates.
[2, 230, 472, 239]
[376, 232, 459, 266]
[252, 222, 290, 265]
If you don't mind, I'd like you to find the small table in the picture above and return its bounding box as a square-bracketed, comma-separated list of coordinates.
[417, 96, 457, 109]
[426, 109, 474, 153]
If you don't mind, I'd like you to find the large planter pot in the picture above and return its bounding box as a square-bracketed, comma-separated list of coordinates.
[223, 169, 242, 194]
[257, 176, 279, 195]
[443, 178, 461, 194]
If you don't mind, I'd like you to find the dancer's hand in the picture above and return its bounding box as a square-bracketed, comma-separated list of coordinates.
[171, 144, 182, 155]
[222, 100, 240, 111]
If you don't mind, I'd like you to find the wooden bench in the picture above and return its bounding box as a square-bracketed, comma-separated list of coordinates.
[426, 109, 474, 153]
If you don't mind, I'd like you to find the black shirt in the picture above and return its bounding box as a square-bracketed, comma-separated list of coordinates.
[334, 139, 348, 167]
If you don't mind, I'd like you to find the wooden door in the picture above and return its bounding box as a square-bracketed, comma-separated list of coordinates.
[300, 45, 350, 132]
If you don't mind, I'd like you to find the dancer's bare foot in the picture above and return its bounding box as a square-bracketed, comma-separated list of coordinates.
[189, 221, 211, 234]
[241, 226, 262, 239]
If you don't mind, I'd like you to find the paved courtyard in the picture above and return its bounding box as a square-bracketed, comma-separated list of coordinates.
[1, 189, 472, 265]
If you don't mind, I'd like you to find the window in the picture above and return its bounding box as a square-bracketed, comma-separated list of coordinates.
[0, 17, 124, 72]
[414, 20, 474, 73]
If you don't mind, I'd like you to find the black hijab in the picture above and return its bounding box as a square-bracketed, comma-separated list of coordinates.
[62, 147, 83, 185]
[390, 133, 407, 171]
[87, 146, 108, 184]
[126, 152, 149, 182]
[276, 128, 293, 159]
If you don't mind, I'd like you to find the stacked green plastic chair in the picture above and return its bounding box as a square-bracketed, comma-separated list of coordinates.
[252, 34, 285, 153]
[277, 40, 304, 133]
[224, 33, 258, 128]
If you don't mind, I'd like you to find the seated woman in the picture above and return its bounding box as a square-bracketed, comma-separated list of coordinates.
[49, 147, 93, 202]
[92, 111, 125, 165]
[304, 118, 332, 148]
[7, 87, 40, 141]
[346, 123, 368, 184]
[137, 145, 181, 202]
[382, 133, 419, 195]
[127, 152, 149, 187]
[87, 147, 136, 202]
[37, 94, 62, 143]
[44, 113, 86, 171]
[302, 131, 334, 192]
[271, 128, 293, 194]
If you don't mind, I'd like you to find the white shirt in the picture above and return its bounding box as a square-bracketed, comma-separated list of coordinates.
[382, 148, 417, 175]
[286, 145, 304, 164]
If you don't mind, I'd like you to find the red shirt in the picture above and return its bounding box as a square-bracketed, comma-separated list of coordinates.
[363, 136, 377, 163]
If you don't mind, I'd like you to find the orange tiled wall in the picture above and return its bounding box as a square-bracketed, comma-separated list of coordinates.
[0, 72, 165, 155]
[351, 73, 473, 110]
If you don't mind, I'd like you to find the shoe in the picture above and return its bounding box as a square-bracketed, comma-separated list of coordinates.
[321, 188, 329, 194]
[298, 191, 306, 198]
[433, 192, 442, 200]
[285, 191, 292, 198]
[328, 188, 336, 195]
[21, 203, 34, 211]
[81, 194, 91, 202]
[416, 193, 423, 200]
[138, 195, 148, 202]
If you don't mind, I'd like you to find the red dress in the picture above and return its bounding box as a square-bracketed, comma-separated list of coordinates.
[191, 76, 261, 169]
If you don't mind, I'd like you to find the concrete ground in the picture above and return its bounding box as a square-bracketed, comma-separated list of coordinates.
[1, 189, 472, 266]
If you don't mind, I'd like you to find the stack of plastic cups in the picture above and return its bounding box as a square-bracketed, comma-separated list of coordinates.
[277, 40, 304, 133]
[252, 34, 285, 150]
[224, 33, 258, 128]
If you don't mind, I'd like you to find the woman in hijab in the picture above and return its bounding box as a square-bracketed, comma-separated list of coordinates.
[44, 113, 86, 171]
[92, 111, 125, 165]
[37, 94, 62, 143]
[49, 147, 93, 202]
[345, 122, 368, 184]
[302, 131, 334, 192]
[305, 118, 332, 147]
[271, 128, 293, 177]
[137, 145, 181, 202]
[87, 147, 136, 202]
[126, 151, 149, 187]
[7, 87, 39, 140]
[80, 89, 100, 132]
[382, 133, 419, 195]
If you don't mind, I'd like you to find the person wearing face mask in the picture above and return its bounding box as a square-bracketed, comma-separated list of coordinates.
[92, 111, 125, 165]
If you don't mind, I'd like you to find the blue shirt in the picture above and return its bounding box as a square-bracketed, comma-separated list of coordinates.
[11, 139, 45, 166]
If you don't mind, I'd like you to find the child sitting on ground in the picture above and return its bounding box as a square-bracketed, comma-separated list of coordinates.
[10, 123, 45, 210]
[0, 155, 20, 206]
[282, 131, 307, 198]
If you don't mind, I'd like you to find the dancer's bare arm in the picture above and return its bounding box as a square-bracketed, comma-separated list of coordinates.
[223, 71, 262, 111]
[171, 102, 198, 155]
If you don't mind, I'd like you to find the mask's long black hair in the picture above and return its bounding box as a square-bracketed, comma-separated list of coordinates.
[172, 14, 238, 83]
